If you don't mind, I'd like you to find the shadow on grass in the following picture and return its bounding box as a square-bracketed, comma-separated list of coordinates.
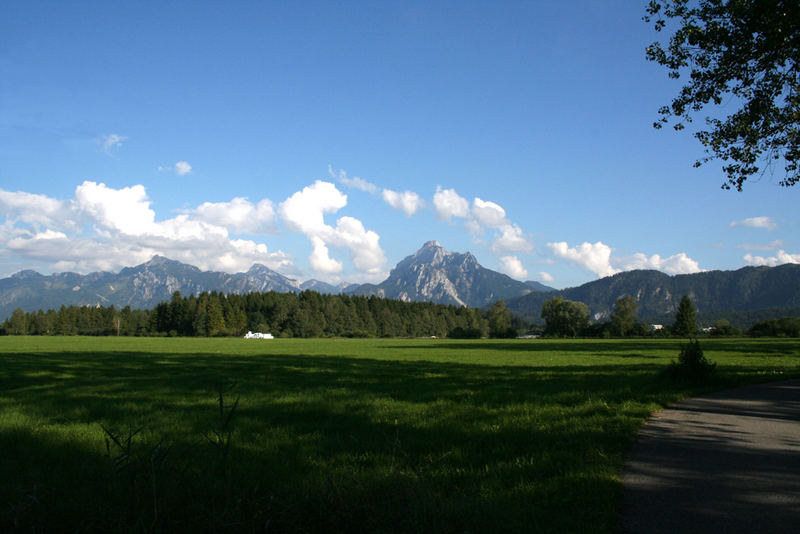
[0, 343, 797, 533]
[386, 340, 673, 355]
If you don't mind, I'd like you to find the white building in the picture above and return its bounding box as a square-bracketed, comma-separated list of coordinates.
[244, 331, 274, 339]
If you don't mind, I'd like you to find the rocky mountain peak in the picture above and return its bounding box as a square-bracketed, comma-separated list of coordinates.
[352, 241, 533, 307]
[144, 255, 172, 267]
[10, 269, 42, 280]
[247, 264, 274, 275]
[137, 255, 198, 275]
[409, 240, 451, 266]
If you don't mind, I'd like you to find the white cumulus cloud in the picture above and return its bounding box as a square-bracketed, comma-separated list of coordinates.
[491, 223, 533, 253]
[743, 250, 800, 266]
[329, 216, 386, 273]
[175, 161, 192, 175]
[278, 180, 386, 275]
[382, 189, 424, 217]
[309, 236, 343, 273]
[433, 186, 470, 220]
[279, 180, 348, 235]
[549, 240, 703, 278]
[75, 181, 157, 235]
[0, 182, 294, 275]
[472, 198, 506, 228]
[730, 216, 777, 230]
[498, 256, 528, 280]
[434, 186, 532, 254]
[0, 189, 77, 231]
[538, 271, 555, 283]
[548, 241, 618, 278]
[617, 252, 703, 275]
[194, 197, 277, 234]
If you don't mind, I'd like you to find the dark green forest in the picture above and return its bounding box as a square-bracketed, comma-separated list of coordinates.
[0, 291, 509, 338]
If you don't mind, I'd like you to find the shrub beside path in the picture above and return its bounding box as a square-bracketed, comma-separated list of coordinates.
[619, 379, 800, 533]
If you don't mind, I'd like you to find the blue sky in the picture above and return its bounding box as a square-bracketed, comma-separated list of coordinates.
[1, 1, 798, 289]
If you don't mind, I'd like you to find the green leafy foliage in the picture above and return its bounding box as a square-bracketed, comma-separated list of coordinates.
[610, 295, 639, 336]
[710, 319, 741, 336]
[540, 296, 589, 338]
[645, 0, 800, 190]
[488, 300, 516, 338]
[748, 316, 800, 337]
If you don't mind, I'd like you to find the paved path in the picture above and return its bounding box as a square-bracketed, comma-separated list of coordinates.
[619, 379, 800, 533]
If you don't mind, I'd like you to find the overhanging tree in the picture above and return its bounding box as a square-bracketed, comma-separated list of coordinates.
[645, 0, 799, 190]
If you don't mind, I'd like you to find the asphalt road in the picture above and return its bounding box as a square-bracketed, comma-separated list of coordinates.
[619, 379, 800, 533]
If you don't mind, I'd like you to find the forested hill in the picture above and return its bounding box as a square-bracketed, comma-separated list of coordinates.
[505, 263, 800, 323]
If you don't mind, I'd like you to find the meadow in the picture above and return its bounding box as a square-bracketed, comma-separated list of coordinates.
[1, 337, 799, 533]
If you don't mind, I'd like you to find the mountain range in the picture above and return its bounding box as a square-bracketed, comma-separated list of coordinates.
[0, 242, 546, 319]
[504, 263, 800, 324]
[1, 241, 799, 324]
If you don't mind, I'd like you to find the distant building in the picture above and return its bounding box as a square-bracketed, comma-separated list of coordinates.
[244, 331, 274, 339]
[651, 324, 664, 331]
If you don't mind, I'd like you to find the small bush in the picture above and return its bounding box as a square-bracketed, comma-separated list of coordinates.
[664, 339, 717, 382]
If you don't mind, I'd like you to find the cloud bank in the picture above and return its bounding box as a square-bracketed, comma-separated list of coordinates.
[1, 182, 288, 276]
[744, 250, 800, 266]
[548, 241, 703, 278]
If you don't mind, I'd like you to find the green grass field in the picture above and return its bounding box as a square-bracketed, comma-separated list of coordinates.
[1, 337, 799, 533]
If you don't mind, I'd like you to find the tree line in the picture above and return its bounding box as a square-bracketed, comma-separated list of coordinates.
[538, 294, 799, 338]
[3, 290, 796, 338]
[1, 290, 521, 338]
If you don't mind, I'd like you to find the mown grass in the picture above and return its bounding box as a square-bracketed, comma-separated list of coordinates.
[1, 337, 798, 533]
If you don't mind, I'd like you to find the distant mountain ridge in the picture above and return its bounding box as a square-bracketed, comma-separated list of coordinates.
[0, 256, 302, 319]
[504, 263, 800, 323]
[0, 242, 540, 318]
[2, 245, 799, 323]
